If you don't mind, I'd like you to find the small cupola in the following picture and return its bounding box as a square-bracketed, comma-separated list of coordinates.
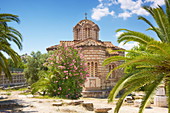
[73, 15, 100, 41]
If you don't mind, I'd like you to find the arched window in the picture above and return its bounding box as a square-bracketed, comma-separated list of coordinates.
[87, 61, 98, 77]
[85, 28, 90, 38]
[95, 62, 98, 76]
[88, 62, 90, 76]
[109, 64, 115, 78]
[88, 28, 90, 37]
[76, 29, 79, 40]
[91, 62, 94, 77]
[96, 30, 98, 40]
[111, 65, 115, 78]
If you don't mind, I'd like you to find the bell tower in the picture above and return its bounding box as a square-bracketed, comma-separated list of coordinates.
[73, 16, 100, 41]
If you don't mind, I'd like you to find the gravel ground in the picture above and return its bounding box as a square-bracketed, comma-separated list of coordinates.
[0, 91, 168, 113]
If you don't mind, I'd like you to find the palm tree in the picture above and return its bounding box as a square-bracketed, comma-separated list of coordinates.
[0, 13, 22, 79]
[103, 0, 170, 113]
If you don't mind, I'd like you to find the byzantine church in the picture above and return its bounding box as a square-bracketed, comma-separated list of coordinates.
[47, 17, 124, 97]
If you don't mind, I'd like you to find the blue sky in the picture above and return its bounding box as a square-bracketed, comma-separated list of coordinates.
[1, 0, 165, 55]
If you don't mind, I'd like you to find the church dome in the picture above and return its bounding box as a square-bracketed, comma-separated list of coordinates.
[73, 19, 100, 41]
[74, 19, 99, 28]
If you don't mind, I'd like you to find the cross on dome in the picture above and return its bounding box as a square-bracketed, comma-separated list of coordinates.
[85, 13, 87, 19]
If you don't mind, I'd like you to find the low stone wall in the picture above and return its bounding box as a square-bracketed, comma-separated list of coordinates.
[82, 90, 110, 98]
[0, 74, 26, 87]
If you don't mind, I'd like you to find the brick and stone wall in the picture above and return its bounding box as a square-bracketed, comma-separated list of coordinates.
[81, 46, 124, 97]
[0, 74, 26, 87]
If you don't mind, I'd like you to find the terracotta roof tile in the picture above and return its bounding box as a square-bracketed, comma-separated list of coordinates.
[103, 41, 115, 47]
[47, 39, 125, 51]
[74, 38, 105, 47]
[60, 41, 75, 46]
[46, 45, 58, 51]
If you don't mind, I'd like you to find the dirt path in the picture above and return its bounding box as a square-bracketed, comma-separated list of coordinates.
[0, 91, 168, 113]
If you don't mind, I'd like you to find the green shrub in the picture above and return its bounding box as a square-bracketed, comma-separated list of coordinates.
[32, 46, 89, 99]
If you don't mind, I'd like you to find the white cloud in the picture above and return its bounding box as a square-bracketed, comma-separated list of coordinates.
[117, 0, 149, 17]
[91, 0, 165, 20]
[131, 7, 149, 16]
[99, 0, 103, 2]
[99, 0, 118, 6]
[118, 11, 132, 20]
[145, 0, 165, 7]
[91, 7, 115, 21]
[118, 0, 140, 10]
[115, 31, 124, 37]
[118, 42, 139, 50]
[91, 0, 116, 21]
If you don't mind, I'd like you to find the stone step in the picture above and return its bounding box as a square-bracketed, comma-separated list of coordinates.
[95, 108, 112, 113]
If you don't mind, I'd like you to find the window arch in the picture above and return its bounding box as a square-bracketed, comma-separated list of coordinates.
[85, 28, 91, 38]
[87, 61, 98, 77]
[76, 29, 79, 40]
[109, 64, 115, 78]
[95, 62, 97, 76]
[91, 62, 94, 77]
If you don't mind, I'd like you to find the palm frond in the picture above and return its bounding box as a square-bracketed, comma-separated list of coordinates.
[113, 76, 153, 113]
[102, 56, 129, 66]
[108, 72, 133, 102]
[116, 29, 154, 45]
[147, 41, 170, 55]
[0, 52, 11, 79]
[0, 13, 20, 23]
[165, 0, 170, 22]
[143, 5, 170, 42]
[138, 16, 163, 40]
[146, 27, 165, 42]
[139, 74, 164, 113]
[8, 27, 23, 41]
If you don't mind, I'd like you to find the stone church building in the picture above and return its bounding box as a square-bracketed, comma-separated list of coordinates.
[47, 18, 124, 97]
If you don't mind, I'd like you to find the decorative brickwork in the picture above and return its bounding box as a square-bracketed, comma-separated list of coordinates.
[47, 19, 125, 97]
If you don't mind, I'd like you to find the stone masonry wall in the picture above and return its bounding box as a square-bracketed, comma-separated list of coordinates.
[81, 46, 123, 91]
[0, 74, 26, 87]
[80, 46, 124, 97]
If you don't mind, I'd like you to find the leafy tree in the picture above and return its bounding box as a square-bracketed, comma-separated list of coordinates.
[124, 44, 148, 73]
[24, 51, 48, 85]
[7, 54, 28, 73]
[125, 45, 154, 92]
[31, 46, 89, 99]
[0, 13, 22, 79]
[103, 0, 170, 113]
[8, 58, 24, 69]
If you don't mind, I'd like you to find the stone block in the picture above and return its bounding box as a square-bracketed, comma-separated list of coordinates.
[72, 100, 84, 105]
[156, 85, 165, 96]
[63, 100, 72, 105]
[134, 99, 151, 108]
[124, 96, 133, 103]
[82, 102, 94, 111]
[134, 99, 142, 107]
[52, 102, 63, 106]
[95, 108, 112, 113]
[154, 96, 167, 107]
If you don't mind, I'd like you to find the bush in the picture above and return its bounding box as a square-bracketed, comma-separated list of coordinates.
[32, 46, 89, 99]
